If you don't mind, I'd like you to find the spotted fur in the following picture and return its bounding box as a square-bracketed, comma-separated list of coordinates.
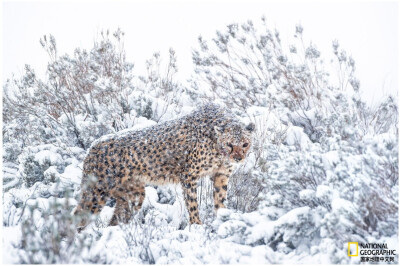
[73, 104, 254, 231]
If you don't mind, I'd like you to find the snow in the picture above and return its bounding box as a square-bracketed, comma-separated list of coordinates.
[322, 150, 340, 169]
[285, 126, 311, 150]
[2, 226, 23, 264]
[121, 117, 157, 132]
[61, 162, 82, 186]
[331, 198, 357, 214]
[34, 149, 63, 165]
[299, 189, 315, 201]
[315, 185, 331, 200]
[142, 186, 186, 228]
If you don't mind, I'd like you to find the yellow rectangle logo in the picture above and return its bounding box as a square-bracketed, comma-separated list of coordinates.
[348, 242, 358, 256]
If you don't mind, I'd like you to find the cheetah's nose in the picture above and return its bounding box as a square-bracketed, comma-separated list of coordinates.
[233, 155, 242, 162]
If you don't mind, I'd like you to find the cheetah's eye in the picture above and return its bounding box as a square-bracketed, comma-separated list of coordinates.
[243, 143, 249, 148]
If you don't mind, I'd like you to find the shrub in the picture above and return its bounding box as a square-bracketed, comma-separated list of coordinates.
[18, 193, 93, 264]
[192, 17, 398, 263]
[18, 145, 65, 187]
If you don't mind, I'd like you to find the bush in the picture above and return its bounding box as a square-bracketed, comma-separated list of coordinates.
[18, 144, 65, 187]
[192, 17, 398, 263]
[18, 193, 93, 264]
[3, 142, 23, 163]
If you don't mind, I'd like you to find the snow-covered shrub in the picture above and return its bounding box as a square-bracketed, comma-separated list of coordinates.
[132, 95, 153, 120]
[138, 48, 189, 123]
[3, 142, 23, 163]
[256, 105, 398, 263]
[3, 30, 186, 153]
[156, 186, 177, 205]
[73, 117, 114, 149]
[121, 211, 159, 263]
[3, 65, 73, 148]
[3, 30, 131, 149]
[18, 194, 93, 264]
[192, 17, 398, 263]
[3, 162, 20, 193]
[18, 144, 66, 187]
[227, 164, 265, 213]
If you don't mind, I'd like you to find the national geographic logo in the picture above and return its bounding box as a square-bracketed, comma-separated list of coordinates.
[348, 242, 358, 256]
[348, 242, 397, 263]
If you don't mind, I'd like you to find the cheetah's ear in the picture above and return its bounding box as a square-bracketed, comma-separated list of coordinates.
[246, 123, 255, 132]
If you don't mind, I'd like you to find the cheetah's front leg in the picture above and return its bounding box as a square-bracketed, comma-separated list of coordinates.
[109, 177, 146, 226]
[182, 180, 202, 225]
[74, 184, 107, 233]
[213, 169, 230, 211]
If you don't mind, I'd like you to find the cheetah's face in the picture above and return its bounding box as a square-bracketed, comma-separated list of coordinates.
[215, 122, 255, 162]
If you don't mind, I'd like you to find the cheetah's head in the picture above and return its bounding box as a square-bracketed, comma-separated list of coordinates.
[214, 122, 255, 163]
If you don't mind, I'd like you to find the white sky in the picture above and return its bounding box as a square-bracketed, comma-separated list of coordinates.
[2, 0, 399, 105]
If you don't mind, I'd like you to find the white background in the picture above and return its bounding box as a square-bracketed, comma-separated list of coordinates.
[2, 0, 398, 105]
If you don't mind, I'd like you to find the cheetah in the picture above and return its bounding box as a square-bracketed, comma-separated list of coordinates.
[73, 104, 254, 231]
